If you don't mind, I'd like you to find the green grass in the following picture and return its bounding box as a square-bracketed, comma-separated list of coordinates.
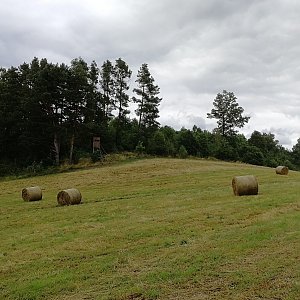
[0, 158, 299, 299]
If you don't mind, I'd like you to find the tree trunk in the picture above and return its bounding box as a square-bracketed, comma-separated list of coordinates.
[69, 133, 75, 164]
[222, 115, 225, 136]
[138, 86, 145, 129]
[115, 86, 123, 149]
[53, 132, 60, 165]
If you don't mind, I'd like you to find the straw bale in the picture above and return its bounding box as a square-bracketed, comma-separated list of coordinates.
[275, 166, 289, 175]
[232, 175, 258, 196]
[22, 186, 42, 201]
[57, 188, 82, 206]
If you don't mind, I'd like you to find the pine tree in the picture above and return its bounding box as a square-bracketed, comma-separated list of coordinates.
[65, 57, 89, 163]
[84, 60, 100, 124]
[99, 60, 114, 120]
[112, 58, 132, 148]
[133, 63, 162, 131]
[31, 59, 69, 165]
[207, 90, 250, 136]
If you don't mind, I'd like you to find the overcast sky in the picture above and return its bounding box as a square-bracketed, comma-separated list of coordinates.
[1, 0, 300, 148]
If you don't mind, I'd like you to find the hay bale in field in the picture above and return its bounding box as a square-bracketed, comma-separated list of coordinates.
[22, 186, 42, 201]
[275, 166, 289, 175]
[57, 188, 82, 206]
[232, 175, 258, 196]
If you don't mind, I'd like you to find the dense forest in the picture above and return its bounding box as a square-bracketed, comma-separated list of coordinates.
[0, 57, 300, 176]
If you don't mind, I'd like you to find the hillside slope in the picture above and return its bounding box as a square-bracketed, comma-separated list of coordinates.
[0, 158, 299, 299]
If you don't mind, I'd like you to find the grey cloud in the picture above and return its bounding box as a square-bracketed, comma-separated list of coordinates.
[264, 127, 295, 149]
[159, 112, 210, 131]
[0, 0, 300, 148]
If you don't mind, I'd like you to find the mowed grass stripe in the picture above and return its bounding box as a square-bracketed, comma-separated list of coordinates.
[0, 158, 299, 300]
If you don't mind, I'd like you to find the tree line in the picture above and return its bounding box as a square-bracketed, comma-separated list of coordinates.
[0, 57, 161, 174]
[1, 57, 300, 176]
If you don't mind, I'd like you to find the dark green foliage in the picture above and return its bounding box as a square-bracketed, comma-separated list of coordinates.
[112, 58, 132, 149]
[291, 138, 300, 168]
[0, 57, 297, 175]
[159, 126, 177, 156]
[135, 141, 146, 154]
[242, 145, 265, 166]
[117, 118, 139, 151]
[84, 60, 102, 125]
[207, 90, 250, 136]
[249, 131, 278, 153]
[192, 127, 211, 158]
[248, 131, 281, 167]
[133, 64, 162, 135]
[90, 150, 104, 163]
[176, 128, 199, 156]
[0, 162, 19, 177]
[147, 131, 167, 155]
[178, 145, 188, 159]
[212, 134, 238, 161]
[113, 58, 132, 122]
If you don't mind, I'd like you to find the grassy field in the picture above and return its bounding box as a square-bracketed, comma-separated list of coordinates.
[0, 158, 299, 300]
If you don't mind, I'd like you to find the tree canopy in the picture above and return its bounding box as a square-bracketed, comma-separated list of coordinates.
[0, 57, 166, 171]
[0, 57, 299, 176]
[207, 90, 250, 136]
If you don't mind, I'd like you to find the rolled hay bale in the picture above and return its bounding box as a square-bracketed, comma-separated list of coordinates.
[57, 188, 82, 206]
[232, 175, 258, 196]
[22, 186, 42, 201]
[275, 166, 289, 175]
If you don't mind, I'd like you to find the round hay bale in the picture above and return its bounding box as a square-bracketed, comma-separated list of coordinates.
[232, 175, 258, 196]
[275, 166, 289, 175]
[57, 188, 82, 206]
[22, 186, 42, 201]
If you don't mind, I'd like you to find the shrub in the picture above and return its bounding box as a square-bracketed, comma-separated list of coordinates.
[90, 150, 104, 163]
[135, 141, 145, 154]
[178, 145, 188, 159]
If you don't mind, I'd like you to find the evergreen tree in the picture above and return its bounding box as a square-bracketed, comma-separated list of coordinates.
[112, 58, 132, 148]
[65, 57, 89, 163]
[132, 64, 162, 132]
[84, 60, 100, 124]
[0, 66, 25, 163]
[99, 60, 114, 120]
[192, 127, 211, 158]
[207, 90, 250, 136]
[31, 58, 69, 165]
[147, 130, 167, 155]
[80, 60, 107, 153]
[159, 126, 177, 156]
[176, 128, 199, 156]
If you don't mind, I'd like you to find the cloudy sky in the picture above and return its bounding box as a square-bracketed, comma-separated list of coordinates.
[1, 0, 300, 148]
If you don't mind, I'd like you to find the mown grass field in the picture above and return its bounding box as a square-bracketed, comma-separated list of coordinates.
[0, 158, 299, 300]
